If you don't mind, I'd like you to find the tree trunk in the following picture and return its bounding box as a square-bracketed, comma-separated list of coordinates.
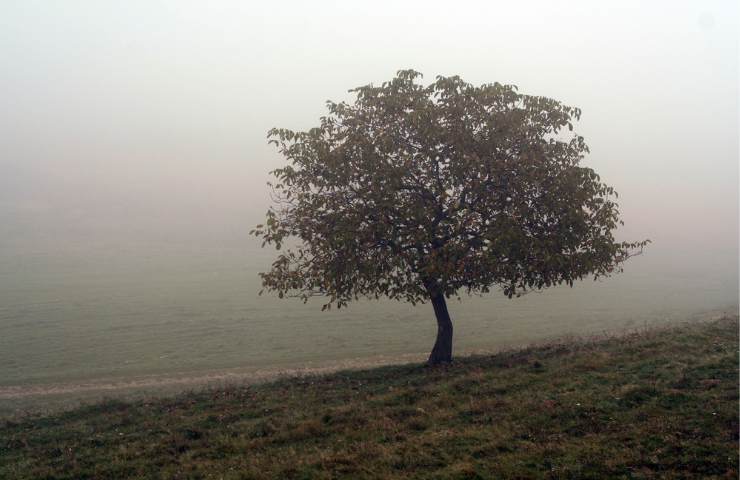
[428, 293, 453, 365]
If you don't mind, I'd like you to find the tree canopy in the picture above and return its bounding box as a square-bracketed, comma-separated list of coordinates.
[252, 70, 647, 363]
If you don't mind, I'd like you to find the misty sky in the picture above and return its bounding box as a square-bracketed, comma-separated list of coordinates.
[1, 0, 737, 269]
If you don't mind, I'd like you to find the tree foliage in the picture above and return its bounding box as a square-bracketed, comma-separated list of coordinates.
[252, 70, 648, 311]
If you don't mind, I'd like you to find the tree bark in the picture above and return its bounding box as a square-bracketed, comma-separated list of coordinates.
[428, 292, 453, 365]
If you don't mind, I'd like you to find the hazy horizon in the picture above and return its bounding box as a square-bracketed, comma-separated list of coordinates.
[2, 1, 738, 258]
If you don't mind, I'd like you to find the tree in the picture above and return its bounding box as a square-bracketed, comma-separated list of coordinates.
[252, 70, 648, 365]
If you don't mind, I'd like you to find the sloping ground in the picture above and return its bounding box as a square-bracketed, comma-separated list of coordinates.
[1, 316, 737, 479]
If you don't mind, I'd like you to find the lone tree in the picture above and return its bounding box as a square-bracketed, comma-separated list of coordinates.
[252, 70, 647, 365]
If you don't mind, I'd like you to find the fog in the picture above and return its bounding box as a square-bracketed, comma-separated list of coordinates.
[1, 1, 736, 258]
[0, 2, 737, 390]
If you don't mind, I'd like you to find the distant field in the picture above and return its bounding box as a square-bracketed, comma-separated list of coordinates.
[1, 315, 737, 479]
[2, 240, 738, 390]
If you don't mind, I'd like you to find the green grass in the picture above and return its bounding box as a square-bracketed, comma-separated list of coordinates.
[1, 316, 738, 479]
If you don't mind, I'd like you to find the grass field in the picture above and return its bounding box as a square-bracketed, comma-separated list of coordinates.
[1, 315, 737, 479]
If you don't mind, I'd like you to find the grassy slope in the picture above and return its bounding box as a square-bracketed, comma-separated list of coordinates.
[1, 316, 737, 480]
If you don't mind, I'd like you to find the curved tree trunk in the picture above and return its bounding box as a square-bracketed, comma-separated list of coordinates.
[428, 293, 453, 365]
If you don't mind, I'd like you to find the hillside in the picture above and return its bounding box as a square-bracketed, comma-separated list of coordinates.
[1, 315, 737, 479]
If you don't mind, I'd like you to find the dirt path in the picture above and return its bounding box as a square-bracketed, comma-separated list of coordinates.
[0, 352, 427, 400]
